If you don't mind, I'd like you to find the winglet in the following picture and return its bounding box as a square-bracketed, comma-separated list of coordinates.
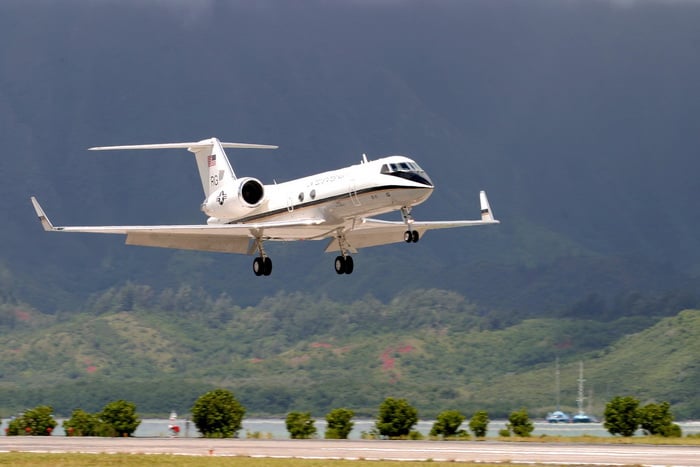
[479, 190, 497, 222]
[30, 196, 56, 231]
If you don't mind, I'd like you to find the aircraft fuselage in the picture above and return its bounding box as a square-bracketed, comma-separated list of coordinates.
[203, 155, 434, 226]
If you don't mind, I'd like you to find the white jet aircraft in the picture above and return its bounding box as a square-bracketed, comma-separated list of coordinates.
[31, 137, 499, 276]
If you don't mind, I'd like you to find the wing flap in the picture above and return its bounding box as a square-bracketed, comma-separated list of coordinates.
[126, 232, 250, 254]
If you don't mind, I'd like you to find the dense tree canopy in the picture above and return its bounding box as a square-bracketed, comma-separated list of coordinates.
[469, 411, 490, 438]
[325, 408, 355, 439]
[63, 409, 101, 437]
[604, 396, 640, 437]
[430, 410, 466, 438]
[506, 408, 534, 437]
[285, 411, 316, 439]
[191, 389, 246, 438]
[7, 405, 57, 436]
[638, 401, 681, 437]
[100, 400, 141, 437]
[375, 398, 419, 438]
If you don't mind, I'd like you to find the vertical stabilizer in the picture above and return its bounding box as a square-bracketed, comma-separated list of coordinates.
[189, 138, 237, 197]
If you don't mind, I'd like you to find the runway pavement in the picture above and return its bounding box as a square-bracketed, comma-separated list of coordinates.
[2, 437, 700, 466]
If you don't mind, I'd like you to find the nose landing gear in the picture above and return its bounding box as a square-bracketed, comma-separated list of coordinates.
[401, 206, 420, 243]
[403, 230, 420, 243]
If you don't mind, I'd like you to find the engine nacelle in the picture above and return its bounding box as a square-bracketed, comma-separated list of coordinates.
[201, 177, 266, 219]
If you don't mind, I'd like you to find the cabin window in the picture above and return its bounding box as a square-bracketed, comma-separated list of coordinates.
[298, 192, 304, 202]
[310, 189, 316, 199]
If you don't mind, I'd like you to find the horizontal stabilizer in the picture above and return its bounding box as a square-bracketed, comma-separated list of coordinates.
[89, 139, 278, 151]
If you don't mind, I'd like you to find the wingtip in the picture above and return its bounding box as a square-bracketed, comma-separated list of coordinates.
[479, 190, 497, 222]
[30, 196, 55, 231]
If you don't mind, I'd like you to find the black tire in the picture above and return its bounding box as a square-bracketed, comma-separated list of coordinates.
[411, 230, 420, 243]
[404, 230, 412, 243]
[344, 256, 354, 274]
[253, 257, 264, 276]
[263, 257, 272, 276]
[334, 256, 345, 274]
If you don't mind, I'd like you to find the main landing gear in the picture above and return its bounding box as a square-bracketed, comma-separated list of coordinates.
[252, 256, 272, 276]
[334, 255, 354, 274]
[334, 232, 354, 275]
[252, 236, 272, 276]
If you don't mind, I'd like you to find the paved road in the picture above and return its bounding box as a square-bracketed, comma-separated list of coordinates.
[2, 437, 699, 466]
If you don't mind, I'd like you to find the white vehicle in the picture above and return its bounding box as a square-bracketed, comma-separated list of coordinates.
[31, 137, 499, 276]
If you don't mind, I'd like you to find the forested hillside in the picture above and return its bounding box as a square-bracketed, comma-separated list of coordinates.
[1, 287, 698, 418]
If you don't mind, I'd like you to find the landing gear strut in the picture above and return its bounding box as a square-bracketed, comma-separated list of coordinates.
[252, 237, 272, 276]
[401, 206, 419, 243]
[334, 231, 354, 275]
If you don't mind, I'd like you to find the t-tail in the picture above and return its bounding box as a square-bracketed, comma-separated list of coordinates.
[88, 137, 277, 198]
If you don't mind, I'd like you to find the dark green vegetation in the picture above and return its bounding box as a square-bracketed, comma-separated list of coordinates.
[469, 411, 490, 438]
[430, 410, 467, 439]
[1, 287, 699, 418]
[2, 1, 700, 421]
[505, 409, 535, 438]
[375, 398, 419, 438]
[604, 397, 681, 438]
[191, 389, 246, 439]
[285, 411, 317, 439]
[6, 405, 56, 436]
[324, 408, 355, 440]
[61, 400, 140, 437]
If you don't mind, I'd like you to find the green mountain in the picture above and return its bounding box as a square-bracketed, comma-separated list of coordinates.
[1, 288, 697, 418]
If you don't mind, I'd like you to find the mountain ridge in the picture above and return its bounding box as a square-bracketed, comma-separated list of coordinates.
[1, 289, 697, 418]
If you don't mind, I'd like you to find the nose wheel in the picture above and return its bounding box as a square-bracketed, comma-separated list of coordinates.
[404, 230, 420, 243]
[334, 255, 354, 274]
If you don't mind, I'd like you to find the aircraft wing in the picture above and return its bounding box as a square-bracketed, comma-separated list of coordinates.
[30, 197, 329, 255]
[325, 190, 499, 252]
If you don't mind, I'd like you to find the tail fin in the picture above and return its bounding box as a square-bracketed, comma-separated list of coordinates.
[89, 137, 277, 197]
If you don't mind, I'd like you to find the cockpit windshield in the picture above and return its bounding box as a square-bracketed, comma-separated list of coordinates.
[380, 161, 433, 186]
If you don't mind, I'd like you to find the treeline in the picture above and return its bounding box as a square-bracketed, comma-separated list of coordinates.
[8, 391, 688, 440]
